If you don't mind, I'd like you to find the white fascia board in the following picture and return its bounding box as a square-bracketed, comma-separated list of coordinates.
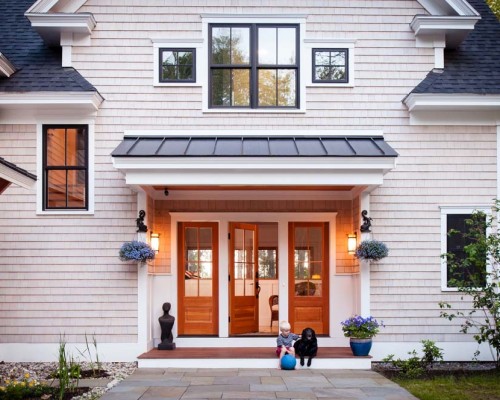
[404, 93, 500, 111]
[25, 12, 96, 46]
[0, 91, 104, 123]
[0, 53, 16, 77]
[112, 157, 397, 186]
[27, 0, 87, 13]
[410, 15, 479, 48]
[0, 91, 103, 109]
[404, 93, 500, 125]
[0, 164, 36, 190]
[416, 0, 479, 16]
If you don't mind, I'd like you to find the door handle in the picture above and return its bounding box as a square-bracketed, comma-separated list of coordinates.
[256, 282, 261, 298]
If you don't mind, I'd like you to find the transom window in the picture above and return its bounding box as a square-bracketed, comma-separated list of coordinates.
[209, 24, 299, 109]
[43, 125, 88, 210]
[160, 48, 195, 82]
[312, 48, 348, 83]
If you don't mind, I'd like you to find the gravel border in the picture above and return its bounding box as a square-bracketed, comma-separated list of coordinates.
[0, 361, 137, 399]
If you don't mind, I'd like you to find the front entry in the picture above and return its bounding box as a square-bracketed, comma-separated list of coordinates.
[229, 223, 259, 334]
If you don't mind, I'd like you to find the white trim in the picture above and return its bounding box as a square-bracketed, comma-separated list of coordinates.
[416, 0, 480, 17]
[36, 120, 95, 215]
[151, 39, 203, 87]
[410, 15, 480, 49]
[0, 53, 16, 78]
[200, 14, 307, 114]
[169, 212, 339, 339]
[123, 129, 384, 137]
[0, 92, 104, 124]
[0, 164, 36, 190]
[404, 93, 500, 126]
[359, 192, 371, 317]
[304, 39, 356, 88]
[25, 12, 96, 47]
[440, 205, 491, 291]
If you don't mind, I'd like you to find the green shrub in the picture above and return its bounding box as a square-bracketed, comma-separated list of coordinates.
[0, 373, 53, 400]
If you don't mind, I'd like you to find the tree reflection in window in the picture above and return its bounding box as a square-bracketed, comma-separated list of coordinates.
[258, 248, 277, 279]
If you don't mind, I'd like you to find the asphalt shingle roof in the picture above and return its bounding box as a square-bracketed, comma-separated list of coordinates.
[411, 0, 500, 95]
[0, 0, 96, 92]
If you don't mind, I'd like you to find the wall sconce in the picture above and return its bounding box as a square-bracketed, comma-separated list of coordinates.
[151, 233, 160, 253]
[347, 233, 357, 254]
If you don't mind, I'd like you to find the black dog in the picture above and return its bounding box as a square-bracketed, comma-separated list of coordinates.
[293, 327, 318, 367]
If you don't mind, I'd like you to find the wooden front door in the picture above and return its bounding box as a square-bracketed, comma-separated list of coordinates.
[177, 222, 219, 335]
[288, 222, 329, 334]
[229, 223, 259, 334]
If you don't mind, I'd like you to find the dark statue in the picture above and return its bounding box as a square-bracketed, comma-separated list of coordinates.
[158, 302, 176, 350]
[136, 210, 148, 233]
[360, 210, 372, 233]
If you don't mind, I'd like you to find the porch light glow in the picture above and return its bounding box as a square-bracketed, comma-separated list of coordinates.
[347, 233, 357, 254]
[151, 233, 160, 252]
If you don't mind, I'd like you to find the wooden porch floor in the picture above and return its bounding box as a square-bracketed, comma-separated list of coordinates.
[139, 347, 366, 359]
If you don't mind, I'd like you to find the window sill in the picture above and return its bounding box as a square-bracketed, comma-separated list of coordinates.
[36, 209, 95, 216]
[307, 83, 354, 88]
[202, 108, 306, 114]
[154, 82, 202, 87]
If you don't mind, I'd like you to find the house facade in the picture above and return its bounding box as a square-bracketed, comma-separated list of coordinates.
[1, 0, 499, 364]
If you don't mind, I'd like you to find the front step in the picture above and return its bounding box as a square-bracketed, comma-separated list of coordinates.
[137, 347, 371, 369]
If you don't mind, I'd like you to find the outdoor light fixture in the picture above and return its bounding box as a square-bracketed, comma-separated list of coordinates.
[347, 233, 357, 254]
[151, 232, 160, 252]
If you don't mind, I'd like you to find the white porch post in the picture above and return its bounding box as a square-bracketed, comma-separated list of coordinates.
[137, 190, 151, 353]
[359, 192, 371, 317]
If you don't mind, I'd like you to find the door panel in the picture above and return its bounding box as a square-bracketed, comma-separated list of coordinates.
[178, 222, 219, 335]
[288, 222, 329, 334]
[230, 222, 259, 334]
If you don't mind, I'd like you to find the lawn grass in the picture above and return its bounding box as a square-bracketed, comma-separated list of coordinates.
[393, 369, 500, 400]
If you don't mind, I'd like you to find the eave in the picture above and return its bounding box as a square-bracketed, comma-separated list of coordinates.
[0, 160, 36, 194]
[404, 93, 500, 125]
[0, 91, 104, 123]
[0, 53, 16, 78]
[410, 15, 480, 48]
[24, 12, 96, 46]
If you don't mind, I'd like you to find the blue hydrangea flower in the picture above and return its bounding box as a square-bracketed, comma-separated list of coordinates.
[119, 241, 155, 263]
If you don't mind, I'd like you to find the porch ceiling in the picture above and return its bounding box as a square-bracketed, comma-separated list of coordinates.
[111, 135, 398, 188]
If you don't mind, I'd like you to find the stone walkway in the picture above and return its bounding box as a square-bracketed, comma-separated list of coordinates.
[100, 368, 418, 400]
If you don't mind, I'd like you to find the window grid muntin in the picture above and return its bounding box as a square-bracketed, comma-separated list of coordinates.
[43, 125, 88, 210]
[209, 23, 299, 109]
[159, 47, 196, 83]
[312, 48, 348, 84]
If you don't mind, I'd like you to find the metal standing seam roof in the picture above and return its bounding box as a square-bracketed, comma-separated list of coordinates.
[111, 136, 398, 158]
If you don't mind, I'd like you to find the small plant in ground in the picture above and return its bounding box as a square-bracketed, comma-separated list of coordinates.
[0, 372, 53, 400]
[78, 333, 103, 377]
[55, 336, 80, 400]
[439, 201, 500, 367]
[382, 340, 444, 378]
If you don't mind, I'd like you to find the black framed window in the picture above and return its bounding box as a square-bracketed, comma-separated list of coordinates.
[43, 125, 88, 210]
[160, 48, 195, 82]
[312, 48, 348, 83]
[446, 213, 486, 288]
[209, 24, 299, 109]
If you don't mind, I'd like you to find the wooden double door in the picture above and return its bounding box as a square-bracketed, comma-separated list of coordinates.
[177, 221, 329, 336]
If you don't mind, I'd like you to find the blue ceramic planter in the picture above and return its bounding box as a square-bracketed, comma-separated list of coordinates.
[349, 338, 372, 356]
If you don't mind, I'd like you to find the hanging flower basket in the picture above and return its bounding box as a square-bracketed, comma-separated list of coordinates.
[355, 240, 388, 261]
[119, 241, 155, 263]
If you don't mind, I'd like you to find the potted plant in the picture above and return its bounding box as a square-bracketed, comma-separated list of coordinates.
[355, 239, 388, 262]
[119, 240, 155, 264]
[341, 315, 383, 356]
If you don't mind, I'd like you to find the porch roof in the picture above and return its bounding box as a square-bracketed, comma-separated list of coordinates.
[111, 136, 398, 158]
[111, 135, 398, 189]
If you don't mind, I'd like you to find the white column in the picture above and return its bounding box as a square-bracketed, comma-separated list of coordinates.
[359, 192, 371, 317]
[136, 190, 151, 352]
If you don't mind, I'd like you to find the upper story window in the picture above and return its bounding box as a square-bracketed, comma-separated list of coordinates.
[312, 48, 348, 83]
[441, 208, 488, 290]
[160, 48, 195, 83]
[209, 24, 299, 109]
[43, 125, 88, 210]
